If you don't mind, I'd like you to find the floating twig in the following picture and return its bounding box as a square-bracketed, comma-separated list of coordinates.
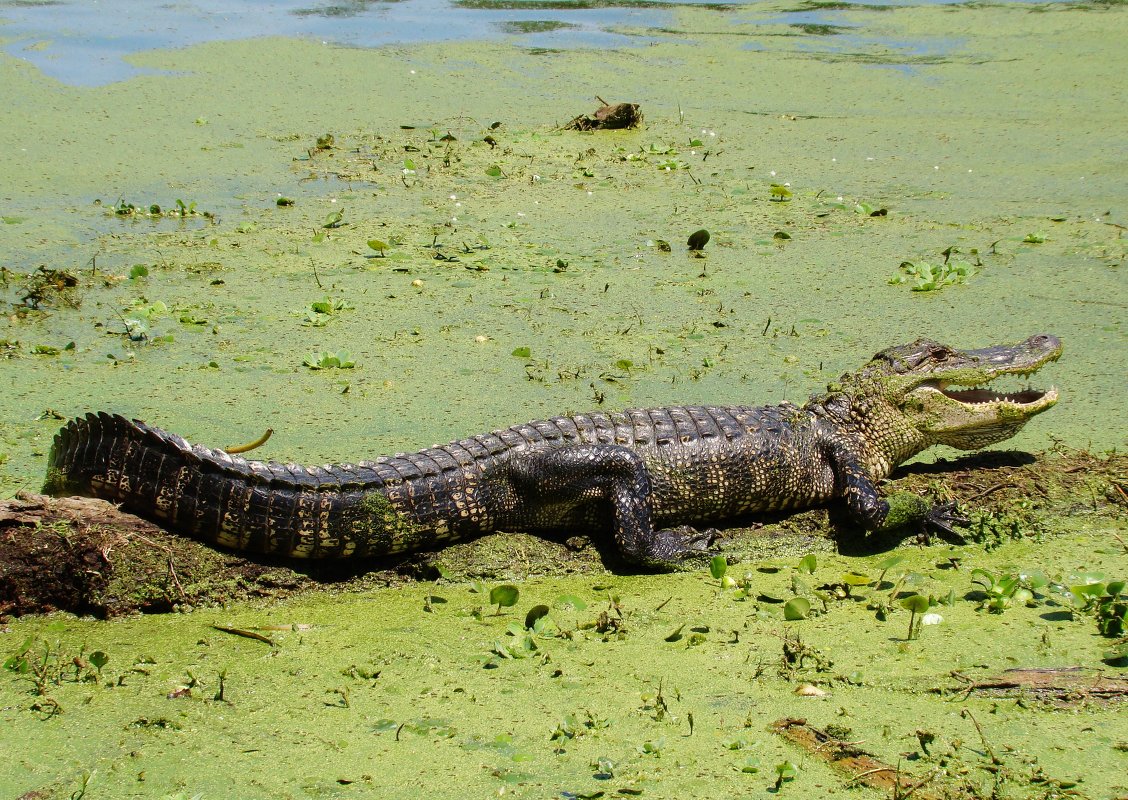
[224, 428, 273, 455]
[211, 625, 276, 647]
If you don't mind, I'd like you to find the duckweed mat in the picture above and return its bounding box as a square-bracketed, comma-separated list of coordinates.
[2, 0, 1126, 797]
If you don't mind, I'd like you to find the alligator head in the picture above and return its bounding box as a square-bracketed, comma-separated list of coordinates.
[821, 333, 1062, 468]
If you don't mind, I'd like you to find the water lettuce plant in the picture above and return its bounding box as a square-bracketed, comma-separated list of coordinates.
[889, 259, 976, 292]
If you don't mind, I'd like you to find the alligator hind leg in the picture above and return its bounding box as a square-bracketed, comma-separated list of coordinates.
[505, 444, 716, 569]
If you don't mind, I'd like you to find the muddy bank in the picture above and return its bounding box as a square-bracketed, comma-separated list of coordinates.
[3, 447, 1122, 619]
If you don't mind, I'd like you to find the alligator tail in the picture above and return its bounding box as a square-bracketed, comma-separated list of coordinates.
[45, 412, 413, 558]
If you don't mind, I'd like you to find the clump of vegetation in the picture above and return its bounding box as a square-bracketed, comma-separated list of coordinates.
[300, 295, 354, 327]
[13, 266, 81, 309]
[303, 349, 355, 370]
[962, 504, 1042, 549]
[4, 636, 109, 699]
[109, 198, 212, 220]
[889, 259, 976, 291]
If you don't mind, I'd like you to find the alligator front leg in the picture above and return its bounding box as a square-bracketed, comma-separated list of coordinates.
[823, 436, 966, 539]
[503, 444, 716, 569]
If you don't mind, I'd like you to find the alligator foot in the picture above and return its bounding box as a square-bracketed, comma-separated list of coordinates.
[923, 501, 971, 544]
[638, 525, 721, 571]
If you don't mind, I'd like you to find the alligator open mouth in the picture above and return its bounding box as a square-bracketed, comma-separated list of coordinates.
[938, 386, 1058, 407]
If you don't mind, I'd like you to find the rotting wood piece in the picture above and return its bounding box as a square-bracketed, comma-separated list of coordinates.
[772, 717, 944, 800]
[958, 667, 1128, 705]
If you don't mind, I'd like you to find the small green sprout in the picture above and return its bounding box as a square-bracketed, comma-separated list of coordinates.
[367, 239, 389, 257]
[770, 184, 792, 202]
[899, 594, 930, 640]
[323, 210, 346, 229]
[276, 197, 295, 207]
[1023, 232, 1046, 243]
[173, 199, 198, 217]
[773, 760, 798, 790]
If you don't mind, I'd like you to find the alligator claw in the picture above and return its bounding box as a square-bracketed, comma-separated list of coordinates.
[638, 525, 723, 570]
[924, 501, 970, 544]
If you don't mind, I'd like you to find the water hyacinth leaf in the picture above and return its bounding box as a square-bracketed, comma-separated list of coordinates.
[877, 554, 905, 572]
[687, 229, 710, 250]
[770, 183, 792, 201]
[775, 761, 798, 780]
[900, 595, 931, 614]
[797, 554, 817, 574]
[511, 346, 531, 358]
[524, 604, 550, 630]
[842, 572, 872, 586]
[784, 597, 811, 621]
[555, 594, 587, 612]
[709, 555, 728, 580]
[490, 584, 519, 608]
[89, 651, 109, 671]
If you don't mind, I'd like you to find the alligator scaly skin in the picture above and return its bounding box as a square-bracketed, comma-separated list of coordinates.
[46, 335, 1062, 567]
[47, 404, 829, 565]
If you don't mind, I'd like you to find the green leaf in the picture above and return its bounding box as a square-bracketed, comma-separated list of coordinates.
[900, 594, 930, 614]
[367, 239, 388, 252]
[797, 554, 817, 575]
[485, 165, 503, 178]
[524, 604, 550, 630]
[555, 594, 587, 612]
[511, 346, 531, 358]
[784, 597, 811, 621]
[769, 183, 792, 200]
[709, 555, 728, 580]
[490, 585, 519, 608]
[842, 572, 872, 586]
[89, 651, 109, 671]
[129, 264, 149, 279]
[775, 761, 798, 780]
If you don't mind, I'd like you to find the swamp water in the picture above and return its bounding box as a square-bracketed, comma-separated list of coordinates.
[1, 1, 1126, 797]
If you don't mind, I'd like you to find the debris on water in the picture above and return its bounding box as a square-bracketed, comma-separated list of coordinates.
[564, 98, 642, 131]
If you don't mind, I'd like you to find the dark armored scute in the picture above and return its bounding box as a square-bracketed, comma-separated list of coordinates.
[45, 334, 1062, 568]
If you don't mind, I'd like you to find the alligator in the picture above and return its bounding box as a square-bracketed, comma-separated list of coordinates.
[45, 334, 1061, 569]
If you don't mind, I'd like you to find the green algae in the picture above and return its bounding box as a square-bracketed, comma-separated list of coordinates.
[1, 2, 1127, 796]
[3, 530, 1126, 798]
